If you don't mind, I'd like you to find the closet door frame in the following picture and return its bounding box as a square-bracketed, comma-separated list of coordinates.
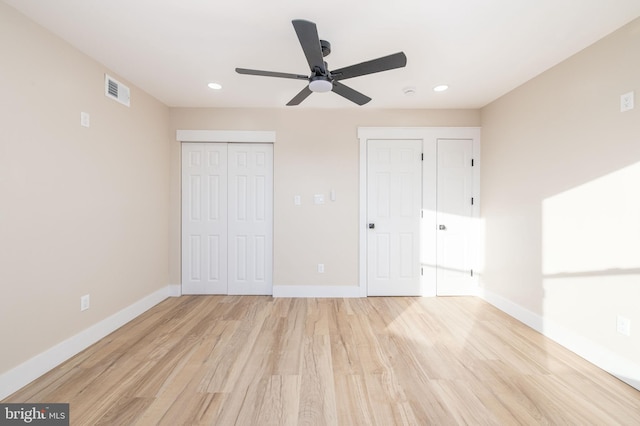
[177, 130, 275, 296]
[357, 127, 481, 297]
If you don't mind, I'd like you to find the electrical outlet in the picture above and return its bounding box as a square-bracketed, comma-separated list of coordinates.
[617, 315, 631, 336]
[317, 263, 325, 273]
[620, 91, 634, 112]
[80, 294, 90, 311]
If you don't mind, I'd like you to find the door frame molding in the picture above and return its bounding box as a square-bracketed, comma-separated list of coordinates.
[177, 129, 276, 143]
[358, 127, 481, 297]
[177, 130, 276, 296]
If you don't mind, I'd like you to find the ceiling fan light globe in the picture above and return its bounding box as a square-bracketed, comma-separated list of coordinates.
[309, 79, 333, 93]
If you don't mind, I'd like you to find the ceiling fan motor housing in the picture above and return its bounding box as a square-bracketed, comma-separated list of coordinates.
[320, 39, 331, 57]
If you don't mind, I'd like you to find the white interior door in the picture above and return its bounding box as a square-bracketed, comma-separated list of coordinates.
[182, 143, 273, 295]
[436, 139, 474, 295]
[367, 139, 422, 296]
[227, 144, 273, 295]
[182, 143, 228, 294]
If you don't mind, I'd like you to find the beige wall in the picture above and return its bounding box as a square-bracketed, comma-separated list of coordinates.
[169, 109, 480, 288]
[481, 18, 640, 366]
[0, 3, 170, 375]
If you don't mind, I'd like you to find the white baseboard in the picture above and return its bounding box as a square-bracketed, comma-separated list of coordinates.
[0, 286, 172, 400]
[273, 284, 362, 298]
[478, 288, 640, 391]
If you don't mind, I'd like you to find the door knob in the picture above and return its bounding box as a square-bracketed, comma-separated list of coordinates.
[439, 224, 446, 230]
[369, 223, 375, 229]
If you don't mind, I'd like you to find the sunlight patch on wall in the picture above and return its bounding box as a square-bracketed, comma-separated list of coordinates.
[541, 161, 640, 377]
[542, 161, 640, 276]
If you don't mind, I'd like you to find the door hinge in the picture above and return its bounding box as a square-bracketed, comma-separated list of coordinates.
[421, 267, 424, 276]
[471, 197, 474, 205]
[471, 158, 475, 167]
[471, 269, 474, 277]
[421, 153, 424, 161]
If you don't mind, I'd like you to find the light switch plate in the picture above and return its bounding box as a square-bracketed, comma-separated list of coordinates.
[621, 91, 634, 112]
[80, 112, 90, 127]
[80, 294, 90, 311]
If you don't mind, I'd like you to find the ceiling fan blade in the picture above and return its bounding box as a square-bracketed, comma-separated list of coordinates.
[332, 52, 407, 81]
[236, 68, 308, 80]
[292, 20, 326, 74]
[286, 86, 313, 106]
[331, 82, 371, 106]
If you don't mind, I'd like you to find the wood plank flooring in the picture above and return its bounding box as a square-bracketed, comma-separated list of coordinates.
[4, 296, 640, 425]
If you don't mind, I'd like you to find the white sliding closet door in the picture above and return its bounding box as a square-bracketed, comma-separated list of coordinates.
[227, 144, 273, 295]
[182, 144, 228, 294]
[182, 143, 273, 295]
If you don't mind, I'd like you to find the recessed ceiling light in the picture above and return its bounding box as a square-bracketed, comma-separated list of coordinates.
[208, 82, 222, 90]
[433, 85, 449, 92]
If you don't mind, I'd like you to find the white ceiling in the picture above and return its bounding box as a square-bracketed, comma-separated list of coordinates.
[5, 0, 640, 109]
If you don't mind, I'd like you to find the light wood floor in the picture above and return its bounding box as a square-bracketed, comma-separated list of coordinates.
[4, 296, 640, 425]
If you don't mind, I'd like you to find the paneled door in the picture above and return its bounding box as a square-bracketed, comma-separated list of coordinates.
[182, 143, 228, 294]
[367, 139, 422, 296]
[227, 144, 273, 295]
[182, 143, 273, 295]
[436, 139, 474, 295]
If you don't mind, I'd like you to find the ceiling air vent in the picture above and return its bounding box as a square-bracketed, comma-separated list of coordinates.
[104, 74, 130, 107]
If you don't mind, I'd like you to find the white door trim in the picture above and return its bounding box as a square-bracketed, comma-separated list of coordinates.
[177, 130, 276, 143]
[358, 127, 481, 297]
[179, 130, 275, 296]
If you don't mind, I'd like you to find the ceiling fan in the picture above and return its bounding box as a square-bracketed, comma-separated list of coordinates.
[235, 19, 407, 106]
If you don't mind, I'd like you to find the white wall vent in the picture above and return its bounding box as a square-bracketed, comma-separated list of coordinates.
[104, 74, 130, 107]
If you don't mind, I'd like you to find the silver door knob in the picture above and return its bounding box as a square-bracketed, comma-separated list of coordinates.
[439, 224, 446, 230]
[369, 223, 375, 229]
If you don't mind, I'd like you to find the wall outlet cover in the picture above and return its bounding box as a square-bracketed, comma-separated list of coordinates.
[617, 315, 631, 336]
